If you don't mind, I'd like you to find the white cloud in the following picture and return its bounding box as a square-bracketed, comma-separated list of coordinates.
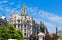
[2, 0, 8, 3]
[49, 16, 62, 23]
[44, 22, 56, 32]
[39, 10, 62, 24]
[0, 0, 8, 5]
[27, 6, 62, 32]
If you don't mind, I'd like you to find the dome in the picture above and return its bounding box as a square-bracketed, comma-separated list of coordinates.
[1, 16, 6, 20]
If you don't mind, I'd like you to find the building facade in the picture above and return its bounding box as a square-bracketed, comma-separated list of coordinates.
[0, 15, 8, 26]
[8, 5, 35, 39]
[58, 30, 62, 40]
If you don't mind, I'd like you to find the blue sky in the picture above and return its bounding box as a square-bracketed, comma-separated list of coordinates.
[0, 0, 62, 33]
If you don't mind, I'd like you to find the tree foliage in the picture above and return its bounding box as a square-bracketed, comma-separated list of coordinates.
[0, 24, 24, 40]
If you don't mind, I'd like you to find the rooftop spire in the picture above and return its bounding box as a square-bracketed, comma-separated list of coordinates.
[22, 4, 26, 13]
[21, 4, 28, 16]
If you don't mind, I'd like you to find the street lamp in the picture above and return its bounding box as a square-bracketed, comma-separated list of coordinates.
[56, 25, 58, 40]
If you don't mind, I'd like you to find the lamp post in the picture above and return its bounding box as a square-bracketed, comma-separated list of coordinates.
[56, 26, 58, 40]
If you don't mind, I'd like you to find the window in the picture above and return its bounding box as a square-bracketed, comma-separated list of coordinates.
[21, 20, 22, 22]
[18, 20, 20, 23]
[24, 29, 26, 32]
[18, 24, 20, 29]
[24, 33, 26, 36]
[24, 24, 26, 28]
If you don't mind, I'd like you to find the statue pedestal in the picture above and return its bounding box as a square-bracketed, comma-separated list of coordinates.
[38, 32, 45, 40]
[8, 39, 17, 40]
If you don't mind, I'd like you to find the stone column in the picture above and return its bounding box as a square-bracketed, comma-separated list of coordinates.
[38, 32, 45, 40]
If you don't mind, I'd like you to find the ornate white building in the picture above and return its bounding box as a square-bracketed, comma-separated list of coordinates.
[8, 5, 35, 39]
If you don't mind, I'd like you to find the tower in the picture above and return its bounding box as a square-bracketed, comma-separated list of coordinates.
[21, 4, 28, 16]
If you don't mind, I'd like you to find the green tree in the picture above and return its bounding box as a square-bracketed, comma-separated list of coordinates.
[0, 25, 7, 40]
[0, 24, 24, 40]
